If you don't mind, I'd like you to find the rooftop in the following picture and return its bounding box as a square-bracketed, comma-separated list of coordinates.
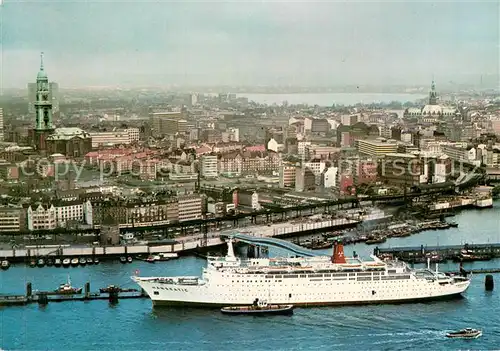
[47, 127, 90, 141]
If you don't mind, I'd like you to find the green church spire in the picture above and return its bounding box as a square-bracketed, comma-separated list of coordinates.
[34, 52, 53, 130]
[37, 52, 48, 80]
[428, 79, 437, 105]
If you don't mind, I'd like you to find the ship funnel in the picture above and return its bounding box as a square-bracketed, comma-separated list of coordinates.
[332, 241, 347, 264]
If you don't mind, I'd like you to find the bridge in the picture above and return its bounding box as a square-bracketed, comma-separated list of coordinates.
[226, 232, 320, 257]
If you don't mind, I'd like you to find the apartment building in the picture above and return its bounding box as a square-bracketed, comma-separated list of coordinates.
[27, 204, 57, 231]
[442, 144, 476, 163]
[54, 200, 93, 228]
[124, 200, 178, 227]
[150, 111, 183, 137]
[381, 153, 423, 186]
[178, 195, 203, 222]
[357, 138, 399, 157]
[0, 205, 25, 232]
[218, 152, 281, 175]
[279, 162, 297, 188]
[237, 190, 261, 211]
[90, 130, 128, 148]
[200, 155, 218, 178]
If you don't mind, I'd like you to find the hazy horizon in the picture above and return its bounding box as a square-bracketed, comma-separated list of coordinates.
[1, 1, 498, 89]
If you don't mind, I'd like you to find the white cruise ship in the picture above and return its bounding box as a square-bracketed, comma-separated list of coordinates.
[133, 239, 471, 307]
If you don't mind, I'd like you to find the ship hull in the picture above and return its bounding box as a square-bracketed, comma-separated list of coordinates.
[135, 276, 470, 308]
[150, 293, 464, 308]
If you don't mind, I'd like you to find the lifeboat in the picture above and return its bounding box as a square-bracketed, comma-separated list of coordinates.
[339, 264, 362, 268]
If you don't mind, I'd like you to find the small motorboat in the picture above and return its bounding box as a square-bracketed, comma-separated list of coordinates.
[86, 257, 94, 265]
[221, 299, 294, 316]
[446, 328, 482, 339]
[62, 258, 71, 267]
[79, 258, 86, 266]
[54, 258, 62, 267]
[46, 258, 54, 267]
[127, 256, 133, 263]
[55, 275, 82, 295]
[37, 258, 45, 268]
[70, 258, 79, 266]
[29, 260, 36, 267]
[93, 257, 99, 264]
[145, 255, 156, 263]
[1, 260, 10, 270]
[119, 257, 127, 264]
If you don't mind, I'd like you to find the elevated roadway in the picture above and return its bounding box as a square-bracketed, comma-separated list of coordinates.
[226, 232, 320, 257]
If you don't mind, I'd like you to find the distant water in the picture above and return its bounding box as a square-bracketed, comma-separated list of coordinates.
[0, 202, 499, 350]
[238, 93, 426, 106]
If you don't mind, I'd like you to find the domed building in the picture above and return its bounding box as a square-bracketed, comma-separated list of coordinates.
[404, 81, 460, 122]
[46, 127, 92, 157]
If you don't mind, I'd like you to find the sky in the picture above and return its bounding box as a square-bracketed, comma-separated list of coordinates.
[0, 0, 498, 88]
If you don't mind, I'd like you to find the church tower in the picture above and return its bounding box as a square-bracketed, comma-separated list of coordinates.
[428, 80, 438, 105]
[31, 52, 55, 152]
[34, 52, 54, 130]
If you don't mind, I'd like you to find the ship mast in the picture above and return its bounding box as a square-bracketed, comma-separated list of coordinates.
[226, 237, 236, 261]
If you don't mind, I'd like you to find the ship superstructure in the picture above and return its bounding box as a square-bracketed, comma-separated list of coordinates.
[133, 238, 471, 307]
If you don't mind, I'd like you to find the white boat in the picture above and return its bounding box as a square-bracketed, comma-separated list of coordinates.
[132, 239, 472, 307]
[446, 328, 482, 339]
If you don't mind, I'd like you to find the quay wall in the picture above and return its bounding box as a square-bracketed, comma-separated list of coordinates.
[428, 196, 493, 211]
[0, 218, 354, 261]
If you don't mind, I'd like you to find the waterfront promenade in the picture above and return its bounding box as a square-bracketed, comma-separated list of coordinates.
[0, 218, 358, 260]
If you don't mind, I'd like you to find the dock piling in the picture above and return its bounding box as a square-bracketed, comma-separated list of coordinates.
[38, 293, 48, 305]
[26, 282, 32, 298]
[108, 288, 119, 304]
[85, 282, 90, 299]
[485, 275, 494, 291]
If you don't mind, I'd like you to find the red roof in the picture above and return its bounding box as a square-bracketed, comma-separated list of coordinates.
[245, 145, 266, 152]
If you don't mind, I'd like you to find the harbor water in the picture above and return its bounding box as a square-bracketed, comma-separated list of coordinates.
[1, 203, 499, 350]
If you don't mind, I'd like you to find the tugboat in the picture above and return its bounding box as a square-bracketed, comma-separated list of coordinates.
[54, 276, 82, 295]
[119, 256, 127, 264]
[221, 298, 294, 316]
[446, 328, 482, 339]
[1, 259, 10, 270]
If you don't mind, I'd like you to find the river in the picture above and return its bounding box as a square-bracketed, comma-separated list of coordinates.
[237, 93, 426, 106]
[0, 202, 499, 350]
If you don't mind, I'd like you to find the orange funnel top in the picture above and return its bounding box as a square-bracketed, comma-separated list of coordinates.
[332, 241, 347, 264]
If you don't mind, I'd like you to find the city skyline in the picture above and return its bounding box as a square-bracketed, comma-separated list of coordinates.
[1, 1, 498, 88]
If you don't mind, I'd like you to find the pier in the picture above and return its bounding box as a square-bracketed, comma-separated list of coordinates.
[375, 243, 500, 263]
[0, 282, 148, 307]
[0, 217, 359, 264]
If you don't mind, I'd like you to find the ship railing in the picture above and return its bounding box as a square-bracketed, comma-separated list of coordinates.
[178, 278, 200, 285]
